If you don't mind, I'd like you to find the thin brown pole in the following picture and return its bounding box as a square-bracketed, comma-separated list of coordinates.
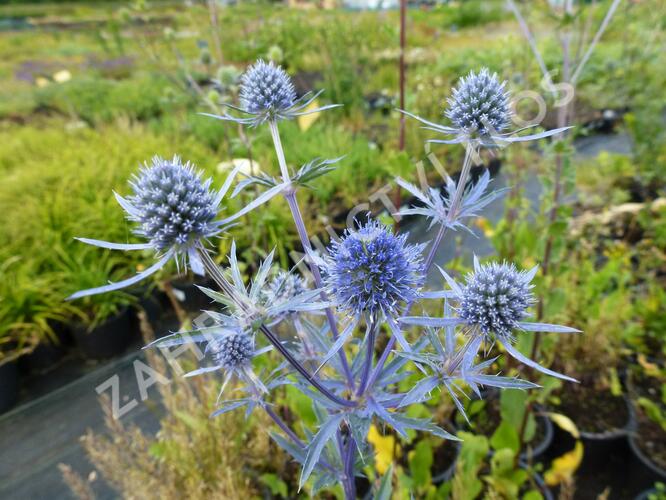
[394, 0, 407, 230]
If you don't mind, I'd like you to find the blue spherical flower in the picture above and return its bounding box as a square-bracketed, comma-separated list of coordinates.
[445, 68, 511, 137]
[459, 261, 535, 339]
[324, 220, 425, 317]
[208, 332, 254, 370]
[204, 59, 340, 128]
[129, 155, 218, 251]
[240, 60, 296, 117]
[68, 155, 229, 300]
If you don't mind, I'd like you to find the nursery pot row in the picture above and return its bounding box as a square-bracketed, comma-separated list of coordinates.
[0, 275, 212, 415]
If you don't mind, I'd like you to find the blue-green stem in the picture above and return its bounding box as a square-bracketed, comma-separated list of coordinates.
[268, 119, 355, 391]
[367, 145, 476, 389]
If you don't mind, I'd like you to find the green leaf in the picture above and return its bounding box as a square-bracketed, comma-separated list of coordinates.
[500, 389, 527, 429]
[260, 473, 288, 497]
[409, 439, 433, 489]
[490, 421, 520, 454]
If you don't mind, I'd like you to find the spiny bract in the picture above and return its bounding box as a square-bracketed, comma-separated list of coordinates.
[459, 261, 534, 339]
[324, 219, 424, 316]
[129, 156, 218, 251]
[239, 59, 297, 116]
[208, 332, 254, 369]
[445, 68, 511, 137]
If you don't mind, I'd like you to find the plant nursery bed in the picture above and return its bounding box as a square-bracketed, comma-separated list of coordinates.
[557, 385, 631, 437]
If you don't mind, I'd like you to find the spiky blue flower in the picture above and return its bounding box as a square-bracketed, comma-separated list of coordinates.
[147, 328, 271, 397]
[208, 331, 254, 369]
[203, 59, 341, 127]
[323, 220, 425, 317]
[129, 156, 219, 252]
[406, 258, 581, 382]
[68, 155, 235, 300]
[400, 67, 572, 148]
[240, 59, 297, 116]
[446, 68, 511, 137]
[459, 260, 535, 341]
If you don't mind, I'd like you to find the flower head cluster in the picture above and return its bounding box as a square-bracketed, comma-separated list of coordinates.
[240, 59, 297, 117]
[265, 270, 308, 305]
[67, 155, 231, 300]
[446, 68, 511, 137]
[129, 156, 219, 251]
[324, 219, 425, 317]
[203, 59, 340, 127]
[459, 261, 535, 340]
[207, 331, 254, 369]
[400, 67, 571, 148]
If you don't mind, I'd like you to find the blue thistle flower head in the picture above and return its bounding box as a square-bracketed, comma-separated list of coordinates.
[324, 219, 425, 317]
[207, 332, 254, 370]
[129, 155, 219, 252]
[67, 155, 230, 300]
[459, 261, 535, 340]
[204, 59, 340, 128]
[240, 59, 297, 119]
[265, 270, 308, 305]
[446, 68, 511, 137]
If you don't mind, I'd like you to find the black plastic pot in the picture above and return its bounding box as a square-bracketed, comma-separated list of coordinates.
[0, 360, 19, 414]
[140, 290, 165, 322]
[453, 390, 555, 463]
[73, 307, 135, 360]
[629, 430, 666, 481]
[578, 395, 636, 441]
[525, 467, 554, 500]
[19, 321, 72, 374]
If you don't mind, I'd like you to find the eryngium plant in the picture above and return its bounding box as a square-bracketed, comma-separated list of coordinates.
[71, 60, 580, 498]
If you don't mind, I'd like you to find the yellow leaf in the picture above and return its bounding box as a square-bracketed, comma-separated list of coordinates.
[474, 217, 494, 237]
[297, 99, 321, 131]
[544, 440, 584, 486]
[547, 412, 580, 439]
[367, 424, 400, 475]
[638, 354, 661, 377]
